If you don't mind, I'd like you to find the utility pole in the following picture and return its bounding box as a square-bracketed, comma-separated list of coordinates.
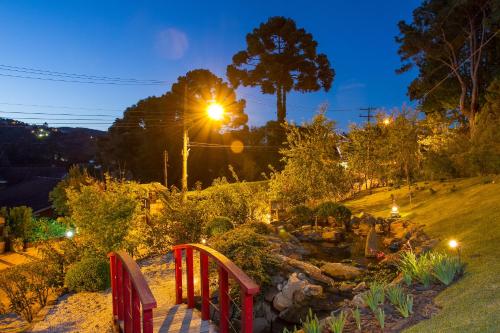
[359, 107, 377, 190]
[163, 149, 168, 188]
[181, 85, 189, 202]
[359, 106, 376, 124]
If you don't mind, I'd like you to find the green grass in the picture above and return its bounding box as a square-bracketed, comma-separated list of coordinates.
[344, 177, 500, 332]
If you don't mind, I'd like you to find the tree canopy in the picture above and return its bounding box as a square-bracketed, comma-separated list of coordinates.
[227, 16, 335, 123]
[396, 0, 500, 133]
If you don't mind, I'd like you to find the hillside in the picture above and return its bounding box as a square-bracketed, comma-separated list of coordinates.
[344, 177, 500, 332]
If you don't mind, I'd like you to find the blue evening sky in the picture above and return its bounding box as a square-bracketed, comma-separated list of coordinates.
[0, 0, 421, 131]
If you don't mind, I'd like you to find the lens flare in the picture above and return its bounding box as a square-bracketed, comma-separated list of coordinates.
[230, 140, 244, 154]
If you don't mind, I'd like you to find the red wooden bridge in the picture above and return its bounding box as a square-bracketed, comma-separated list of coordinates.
[108, 244, 260, 333]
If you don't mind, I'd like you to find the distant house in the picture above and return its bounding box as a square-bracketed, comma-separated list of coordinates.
[0, 167, 67, 216]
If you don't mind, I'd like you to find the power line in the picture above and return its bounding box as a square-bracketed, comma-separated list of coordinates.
[0, 101, 122, 112]
[0, 64, 169, 84]
[359, 107, 378, 124]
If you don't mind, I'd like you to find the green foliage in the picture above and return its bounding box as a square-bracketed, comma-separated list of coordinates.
[49, 166, 94, 216]
[194, 177, 269, 225]
[399, 250, 464, 288]
[328, 310, 347, 333]
[269, 109, 349, 204]
[66, 176, 144, 255]
[38, 239, 83, 287]
[244, 221, 273, 235]
[315, 201, 338, 219]
[352, 307, 361, 331]
[8, 206, 34, 243]
[300, 308, 322, 333]
[29, 218, 66, 242]
[396, 294, 414, 318]
[0, 267, 36, 322]
[205, 216, 234, 237]
[386, 284, 404, 306]
[432, 253, 464, 285]
[363, 282, 385, 313]
[65, 256, 110, 292]
[287, 205, 314, 228]
[375, 308, 385, 329]
[227, 16, 334, 122]
[211, 226, 278, 286]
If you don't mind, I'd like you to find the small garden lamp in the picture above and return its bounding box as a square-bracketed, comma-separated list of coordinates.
[391, 204, 400, 218]
[65, 230, 74, 238]
[448, 239, 461, 261]
[201, 238, 207, 245]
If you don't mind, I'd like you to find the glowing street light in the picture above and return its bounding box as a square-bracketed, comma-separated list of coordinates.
[448, 239, 458, 249]
[206, 102, 224, 121]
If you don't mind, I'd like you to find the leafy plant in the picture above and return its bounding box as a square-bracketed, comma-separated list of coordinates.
[204, 216, 233, 237]
[0, 266, 37, 322]
[432, 253, 463, 285]
[301, 308, 322, 333]
[399, 251, 434, 288]
[288, 205, 314, 228]
[351, 307, 361, 331]
[386, 284, 404, 306]
[328, 310, 347, 333]
[375, 308, 385, 329]
[363, 282, 385, 312]
[395, 294, 414, 318]
[65, 256, 110, 292]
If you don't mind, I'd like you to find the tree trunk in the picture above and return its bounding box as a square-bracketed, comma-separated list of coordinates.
[281, 87, 287, 122]
[276, 85, 284, 123]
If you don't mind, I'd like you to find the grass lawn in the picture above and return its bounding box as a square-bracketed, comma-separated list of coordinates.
[344, 176, 500, 333]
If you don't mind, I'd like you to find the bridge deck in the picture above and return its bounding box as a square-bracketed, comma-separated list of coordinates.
[152, 304, 218, 333]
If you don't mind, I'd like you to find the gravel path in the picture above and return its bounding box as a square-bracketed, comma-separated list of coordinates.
[30, 254, 178, 333]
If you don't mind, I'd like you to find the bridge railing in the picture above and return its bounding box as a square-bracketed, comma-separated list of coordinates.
[108, 251, 157, 333]
[172, 243, 260, 333]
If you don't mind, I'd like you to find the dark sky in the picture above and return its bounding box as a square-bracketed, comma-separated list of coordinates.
[0, 0, 421, 131]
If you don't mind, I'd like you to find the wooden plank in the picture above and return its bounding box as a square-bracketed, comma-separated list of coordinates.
[153, 304, 218, 333]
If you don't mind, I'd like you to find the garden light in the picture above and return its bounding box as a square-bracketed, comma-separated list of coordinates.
[65, 230, 74, 238]
[448, 239, 458, 249]
[391, 205, 400, 217]
[201, 238, 207, 245]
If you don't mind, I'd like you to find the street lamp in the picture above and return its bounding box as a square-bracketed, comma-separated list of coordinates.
[181, 100, 225, 201]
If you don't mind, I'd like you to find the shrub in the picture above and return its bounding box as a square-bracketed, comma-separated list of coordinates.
[0, 266, 37, 322]
[331, 205, 352, 231]
[8, 206, 34, 245]
[287, 205, 314, 228]
[375, 308, 385, 329]
[65, 256, 110, 292]
[301, 308, 322, 333]
[211, 226, 278, 286]
[328, 310, 346, 333]
[315, 201, 339, 219]
[205, 217, 234, 237]
[29, 218, 66, 242]
[244, 221, 273, 235]
[363, 282, 385, 312]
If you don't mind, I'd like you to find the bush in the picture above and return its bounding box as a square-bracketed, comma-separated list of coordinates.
[331, 204, 352, 231]
[65, 256, 110, 292]
[211, 226, 278, 286]
[287, 205, 314, 228]
[8, 206, 34, 245]
[0, 267, 37, 322]
[315, 201, 339, 224]
[29, 218, 66, 242]
[205, 217, 234, 237]
[245, 221, 273, 235]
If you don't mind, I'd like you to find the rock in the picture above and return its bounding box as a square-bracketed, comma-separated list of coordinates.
[281, 273, 306, 300]
[359, 212, 377, 226]
[380, 253, 400, 268]
[278, 306, 309, 324]
[303, 284, 323, 297]
[263, 302, 277, 322]
[277, 255, 336, 286]
[264, 286, 279, 302]
[353, 281, 367, 292]
[297, 273, 306, 280]
[273, 293, 293, 312]
[339, 282, 355, 293]
[253, 317, 270, 333]
[320, 263, 363, 280]
[271, 275, 285, 285]
[351, 292, 367, 308]
[365, 226, 380, 258]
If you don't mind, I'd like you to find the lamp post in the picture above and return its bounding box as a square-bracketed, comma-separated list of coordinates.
[181, 100, 225, 202]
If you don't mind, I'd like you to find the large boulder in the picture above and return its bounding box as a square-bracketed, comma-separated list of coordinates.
[272, 273, 324, 313]
[320, 263, 363, 280]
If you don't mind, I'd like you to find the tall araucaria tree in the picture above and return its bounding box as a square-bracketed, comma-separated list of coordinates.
[396, 0, 500, 134]
[227, 16, 335, 123]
